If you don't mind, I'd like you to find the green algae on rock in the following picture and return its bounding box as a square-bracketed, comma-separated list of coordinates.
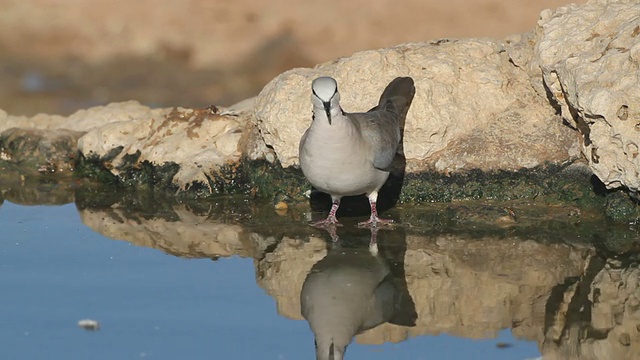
[0, 127, 84, 176]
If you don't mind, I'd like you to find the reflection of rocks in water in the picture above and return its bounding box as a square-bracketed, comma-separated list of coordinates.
[300, 229, 416, 360]
[257, 236, 328, 319]
[258, 228, 593, 347]
[76, 193, 292, 258]
[79, 203, 256, 258]
[402, 235, 591, 341]
[0, 180, 76, 205]
[542, 253, 640, 360]
[74, 191, 313, 259]
[69, 190, 639, 357]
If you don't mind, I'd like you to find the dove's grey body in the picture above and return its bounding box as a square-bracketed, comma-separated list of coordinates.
[300, 244, 394, 360]
[299, 76, 415, 226]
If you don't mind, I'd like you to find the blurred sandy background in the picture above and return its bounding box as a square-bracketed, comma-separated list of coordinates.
[0, 0, 583, 116]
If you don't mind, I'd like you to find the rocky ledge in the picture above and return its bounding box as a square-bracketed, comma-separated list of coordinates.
[1, 0, 639, 221]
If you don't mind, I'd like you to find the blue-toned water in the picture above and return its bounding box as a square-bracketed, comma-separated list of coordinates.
[0, 196, 633, 360]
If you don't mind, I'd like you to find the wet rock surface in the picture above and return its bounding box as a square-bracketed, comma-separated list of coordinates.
[0, 127, 83, 175]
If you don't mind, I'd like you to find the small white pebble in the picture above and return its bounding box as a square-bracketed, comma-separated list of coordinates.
[78, 319, 100, 331]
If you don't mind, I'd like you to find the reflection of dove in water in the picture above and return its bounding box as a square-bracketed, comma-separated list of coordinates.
[300, 240, 416, 360]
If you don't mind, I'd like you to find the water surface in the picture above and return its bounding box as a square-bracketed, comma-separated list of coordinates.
[1, 188, 638, 360]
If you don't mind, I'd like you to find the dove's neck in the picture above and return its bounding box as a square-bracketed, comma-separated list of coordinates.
[312, 105, 355, 134]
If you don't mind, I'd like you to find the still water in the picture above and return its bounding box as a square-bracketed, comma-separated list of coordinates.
[1, 190, 637, 360]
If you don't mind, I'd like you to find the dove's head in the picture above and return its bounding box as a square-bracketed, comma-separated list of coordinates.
[311, 76, 340, 125]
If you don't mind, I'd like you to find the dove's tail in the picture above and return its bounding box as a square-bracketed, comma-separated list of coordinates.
[376, 77, 415, 126]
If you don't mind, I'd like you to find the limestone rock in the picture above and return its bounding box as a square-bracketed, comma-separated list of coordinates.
[77, 106, 245, 190]
[60, 100, 168, 132]
[254, 39, 577, 172]
[1, 100, 249, 191]
[0, 110, 67, 134]
[0, 101, 170, 176]
[536, 0, 640, 191]
[0, 101, 189, 179]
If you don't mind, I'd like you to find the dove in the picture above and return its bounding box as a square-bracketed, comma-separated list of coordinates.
[299, 76, 415, 227]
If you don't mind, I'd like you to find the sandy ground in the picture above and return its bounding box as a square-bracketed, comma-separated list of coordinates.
[0, 0, 583, 116]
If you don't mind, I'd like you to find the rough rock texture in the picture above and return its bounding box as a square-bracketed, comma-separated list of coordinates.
[541, 255, 640, 360]
[0, 101, 187, 178]
[0, 109, 67, 133]
[77, 106, 245, 190]
[536, 0, 640, 192]
[254, 39, 578, 172]
[0, 101, 247, 191]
